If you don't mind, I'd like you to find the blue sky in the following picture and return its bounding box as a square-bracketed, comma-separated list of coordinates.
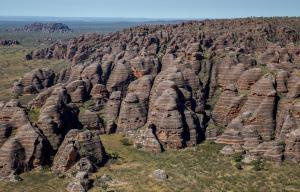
[1, 0, 299, 19]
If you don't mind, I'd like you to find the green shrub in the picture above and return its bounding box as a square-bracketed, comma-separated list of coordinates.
[235, 162, 243, 170]
[109, 152, 120, 160]
[270, 132, 276, 140]
[94, 179, 109, 191]
[28, 108, 40, 123]
[279, 141, 286, 148]
[120, 137, 132, 146]
[233, 152, 243, 163]
[251, 159, 265, 171]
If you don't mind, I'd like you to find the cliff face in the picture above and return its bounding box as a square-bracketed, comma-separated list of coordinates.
[2, 18, 300, 178]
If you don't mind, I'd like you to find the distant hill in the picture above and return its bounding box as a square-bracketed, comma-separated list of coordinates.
[0, 16, 189, 35]
[7, 22, 72, 33]
[0, 16, 192, 22]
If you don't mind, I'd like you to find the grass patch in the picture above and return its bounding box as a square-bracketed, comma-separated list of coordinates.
[238, 89, 250, 96]
[0, 45, 68, 101]
[120, 137, 133, 146]
[235, 162, 243, 170]
[0, 170, 70, 192]
[28, 107, 40, 123]
[0, 134, 300, 191]
[233, 152, 244, 163]
[92, 134, 300, 192]
[251, 159, 265, 171]
[259, 64, 276, 77]
[18, 94, 37, 106]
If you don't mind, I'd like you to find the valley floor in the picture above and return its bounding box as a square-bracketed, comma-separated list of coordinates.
[0, 45, 67, 102]
[1, 134, 300, 192]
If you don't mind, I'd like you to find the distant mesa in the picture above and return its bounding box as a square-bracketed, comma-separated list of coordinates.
[8, 22, 72, 33]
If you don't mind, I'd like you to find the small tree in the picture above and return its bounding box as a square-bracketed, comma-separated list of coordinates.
[251, 159, 265, 171]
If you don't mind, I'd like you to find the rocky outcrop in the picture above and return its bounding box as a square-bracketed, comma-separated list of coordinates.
[117, 75, 153, 133]
[242, 76, 277, 141]
[66, 80, 90, 103]
[287, 70, 300, 98]
[12, 68, 56, 95]
[103, 91, 122, 133]
[79, 110, 104, 133]
[36, 86, 80, 151]
[130, 56, 160, 78]
[52, 129, 107, 173]
[0, 123, 10, 147]
[66, 171, 91, 192]
[134, 124, 164, 152]
[4, 18, 300, 168]
[285, 129, 300, 162]
[237, 68, 262, 91]
[28, 85, 57, 109]
[276, 70, 289, 93]
[212, 84, 246, 127]
[90, 84, 109, 110]
[106, 62, 133, 93]
[81, 63, 102, 86]
[0, 100, 47, 179]
[146, 80, 203, 150]
[247, 141, 284, 162]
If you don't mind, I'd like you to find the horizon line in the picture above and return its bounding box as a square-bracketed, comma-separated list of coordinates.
[0, 15, 299, 20]
[0, 15, 200, 20]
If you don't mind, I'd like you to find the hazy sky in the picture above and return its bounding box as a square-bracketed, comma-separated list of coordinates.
[1, 0, 299, 19]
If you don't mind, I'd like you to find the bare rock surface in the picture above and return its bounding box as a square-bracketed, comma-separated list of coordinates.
[37, 86, 81, 151]
[52, 129, 107, 173]
[0, 100, 47, 179]
[152, 169, 168, 182]
[12, 68, 56, 95]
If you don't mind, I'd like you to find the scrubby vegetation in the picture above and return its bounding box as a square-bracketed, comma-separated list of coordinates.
[0, 171, 70, 192]
[27, 108, 40, 123]
[0, 45, 67, 101]
[1, 134, 299, 191]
